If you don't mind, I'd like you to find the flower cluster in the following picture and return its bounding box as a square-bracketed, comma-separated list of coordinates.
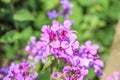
[26, 20, 104, 80]
[65, 40, 104, 78]
[26, 20, 75, 62]
[47, 0, 73, 20]
[3, 60, 38, 80]
[52, 41, 104, 80]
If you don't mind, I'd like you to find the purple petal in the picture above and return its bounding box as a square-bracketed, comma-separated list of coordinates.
[72, 41, 79, 48]
[63, 66, 71, 74]
[80, 68, 88, 75]
[41, 25, 50, 33]
[61, 41, 69, 48]
[52, 72, 60, 79]
[85, 41, 91, 46]
[47, 10, 58, 19]
[30, 36, 36, 44]
[65, 47, 73, 55]
[40, 33, 49, 42]
[50, 40, 60, 48]
[67, 33, 77, 42]
[107, 76, 113, 80]
[95, 60, 104, 68]
[43, 45, 50, 56]
[92, 44, 99, 49]
[33, 72, 38, 78]
[114, 72, 119, 80]
[25, 45, 31, 51]
[63, 20, 72, 29]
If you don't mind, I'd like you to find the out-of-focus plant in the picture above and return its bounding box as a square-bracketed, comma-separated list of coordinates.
[0, 0, 120, 79]
[107, 71, 120, 80]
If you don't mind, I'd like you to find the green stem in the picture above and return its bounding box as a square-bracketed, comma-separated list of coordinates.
[10, 0, 19, 32]
[50, 63, 53, 74]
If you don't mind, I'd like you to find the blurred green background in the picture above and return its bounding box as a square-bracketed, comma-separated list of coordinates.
[0, 0, 120, 79]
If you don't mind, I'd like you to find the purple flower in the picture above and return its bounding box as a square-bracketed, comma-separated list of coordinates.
[26, 37, 50, 63]
[62, 66, 88, 80]
[47, 10, 58, 19]
[60, 0, 73, 10]
[47, 0, 73, 20]
[62, 66, 71, 74]
[61, 32, 79, 55]
[84, 40, 99, 55]
[3, 60, 38, 80]
[0, 67, 9, 79]
[63, 20, 73, 29]
[60, 0, 73, 19]
[52, 71, 61, 79]
[79, 57, 93, 68]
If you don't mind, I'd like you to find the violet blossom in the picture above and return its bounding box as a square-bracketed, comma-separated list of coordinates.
[47, 10, 58, 19]
[60, 0, 73, 20]
[3, 60, 38, 80]
[47, 0, 73, 20]
[25, 36, 49, 63]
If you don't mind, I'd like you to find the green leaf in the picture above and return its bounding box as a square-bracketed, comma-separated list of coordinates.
[40, 0, 59, 11]
[37, 69, 50, 80]
[1, 0, 11, 3]
[20, 27, 33, 40]
[68, 1, 83, 25]
[0, 30, 20, 43]
[106, 0, 120, 20]
[90, 16, 99, 28]
[78, 0, 91, 6]
[42, 56, 55, 71]
[97, 0, 109, 9]
[13, 9, 35, 21]
[96, 28, 115, 46]
[3, 45, 18, 59]
[85, 68, 96, 79]
[35, 12, 48, 28]
[35, 62, 42, 72]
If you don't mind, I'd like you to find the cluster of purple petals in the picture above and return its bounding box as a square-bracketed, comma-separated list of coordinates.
[52, 41, 104, 80]
[0, 67, 9, 79]
[25, 36, 48, 63]
[52, 66, 88, 80]
[25, 20, 75, 63]
[3, 60, 38, 80]
[26, 20, 77, 63]
[60, 0, 73, 20]
[25, 19, 104, 80]
[47, 0, 73, 20]
[62, 66, 88, 80]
